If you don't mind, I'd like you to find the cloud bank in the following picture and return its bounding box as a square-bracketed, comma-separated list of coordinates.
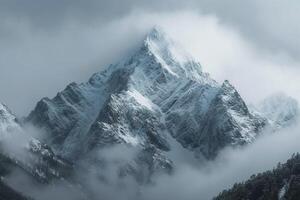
[3, 120, 300, 200]
[1, 1, 300, 116]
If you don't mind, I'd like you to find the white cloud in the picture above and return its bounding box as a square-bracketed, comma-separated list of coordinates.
[139, 123, 300, 200]
[1, 10, 300, 116]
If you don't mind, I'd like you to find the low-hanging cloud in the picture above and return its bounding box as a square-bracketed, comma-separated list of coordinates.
[139, 124, 300, 200]
[80, 122, 300, 200]
[3, 120, 300, 200]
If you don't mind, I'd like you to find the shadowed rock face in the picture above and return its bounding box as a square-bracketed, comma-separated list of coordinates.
[192, 80, 266, 158]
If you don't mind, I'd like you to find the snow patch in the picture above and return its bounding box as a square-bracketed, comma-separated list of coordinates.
[278, 181, 289, 200]
[128, 89, 155, 111]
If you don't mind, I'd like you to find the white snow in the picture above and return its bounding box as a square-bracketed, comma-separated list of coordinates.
[144, 28, 205, 81]
[118, 133, 140, 146]
[0, 103, 22, 139]
[228, 109, 257, 143]
[128, 89, 155, 111]
[278, 181, 289, 200]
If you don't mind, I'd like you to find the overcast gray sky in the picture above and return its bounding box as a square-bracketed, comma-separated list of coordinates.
[1, 0, 300, 115]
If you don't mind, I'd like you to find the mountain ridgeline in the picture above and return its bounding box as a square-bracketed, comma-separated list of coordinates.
[26, 28, 267, 161]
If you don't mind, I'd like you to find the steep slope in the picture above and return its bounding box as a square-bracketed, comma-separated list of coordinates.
[0, 103, 22, 136]
[215, 154, 300, 200]
[189, 81, 266, 158]
[27, 27, 267, 163]
[0, 132, 30, 200]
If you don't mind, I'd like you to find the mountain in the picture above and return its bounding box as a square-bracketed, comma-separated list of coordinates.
[0, 105, 31, 200]
[26, 27, 267, 164]
[0, 103, 71, 184]
[256, 93, 299, 128]
[214, 154, 300, 200]
[0, 103, 22, 136]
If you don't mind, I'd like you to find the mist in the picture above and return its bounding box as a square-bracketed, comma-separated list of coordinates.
[2, 119, 300, 200]
[1, 2, 300, 116]
[140, 124, 300, 200]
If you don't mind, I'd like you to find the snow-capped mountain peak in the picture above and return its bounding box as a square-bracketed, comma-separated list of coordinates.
[0, 103, 22, 137]
[142, 27, 204, 81]
[256, 93, 299, 127]
[26, 27, 268, 162]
